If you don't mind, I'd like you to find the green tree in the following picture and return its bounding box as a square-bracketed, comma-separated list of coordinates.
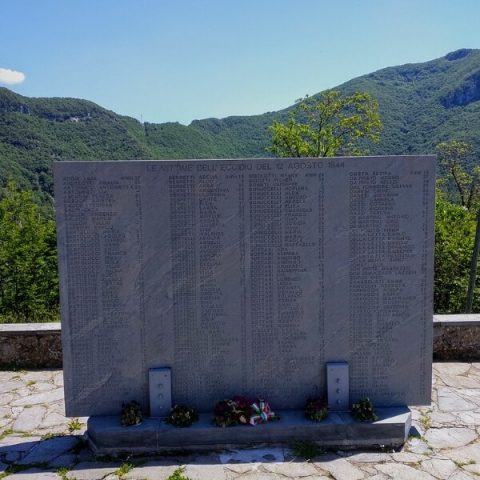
[269, 90, 382, 158]
[436, 140, 480, 312]
[0, 181, 59, 322]
[434, 192, 478, 313]
[436, 140, 479, 209]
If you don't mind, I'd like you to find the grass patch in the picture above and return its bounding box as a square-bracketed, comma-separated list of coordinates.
[115, 462, 135, 478]
[68, 419, 83, 433]
[419, 411, 432, 430]
[57, 466, 78, 480]
[0, 428, 45, 440]
[19, 431, 40, 438]
[291, 440, 323, 460]
[0, 428, 13, 440]
[455, 459, 477, 467]
[166, 467, 191, 480]
[26, 380, 36, 387]
[56, 467, 71, 480]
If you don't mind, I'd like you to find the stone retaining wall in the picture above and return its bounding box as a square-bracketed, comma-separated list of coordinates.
[433, 314, 480, 361]
[0, 323, 62, 368]
[0, 316, 479, 368]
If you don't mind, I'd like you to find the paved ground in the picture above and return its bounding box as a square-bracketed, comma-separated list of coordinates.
[0, 363, 479, 479]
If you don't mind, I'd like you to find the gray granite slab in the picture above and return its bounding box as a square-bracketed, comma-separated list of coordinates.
[87, 407, 412, 453]
[54, 156, 435, 416]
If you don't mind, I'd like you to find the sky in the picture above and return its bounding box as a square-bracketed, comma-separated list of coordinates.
[1, 0, 479, 124]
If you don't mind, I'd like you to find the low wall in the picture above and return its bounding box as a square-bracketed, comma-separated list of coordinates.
[0, 323, 62, 368]
[0, 315, 479, 368]
[433, 314, 480, 361]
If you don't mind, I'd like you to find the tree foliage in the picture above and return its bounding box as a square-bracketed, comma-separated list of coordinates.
[434, 192, 480, 313]
[0, 181, 59, 322]
[269, 91, 382, 158]
[436, 140, 479, 210]
[436, 139, 480, 312]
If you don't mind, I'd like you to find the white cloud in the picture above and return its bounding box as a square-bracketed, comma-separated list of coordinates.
[0, 67, 26, 85]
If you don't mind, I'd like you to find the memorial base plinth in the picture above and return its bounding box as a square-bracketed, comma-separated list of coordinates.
[87, 407, 411, 455]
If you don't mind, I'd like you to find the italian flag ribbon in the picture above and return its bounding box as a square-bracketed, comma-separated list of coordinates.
[249, 400, 275, 426]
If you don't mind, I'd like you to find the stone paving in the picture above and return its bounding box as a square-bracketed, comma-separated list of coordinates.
[0, 363, 479, 479]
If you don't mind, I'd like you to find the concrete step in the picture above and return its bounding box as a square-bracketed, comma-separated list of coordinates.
[87, 407, 411, 454]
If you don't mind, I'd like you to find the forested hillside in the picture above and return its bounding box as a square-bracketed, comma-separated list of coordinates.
[1, 48, 480, 203]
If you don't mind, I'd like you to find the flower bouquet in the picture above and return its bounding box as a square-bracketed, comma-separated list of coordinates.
[120, 400, 143, 426]
[165, 404, 199, 427]
[304, 397, 328, 422]
[351, 397, 378, 422]
[213, 396, 278, 427]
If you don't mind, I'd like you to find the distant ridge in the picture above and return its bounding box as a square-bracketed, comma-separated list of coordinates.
[1, 48, 480, 201]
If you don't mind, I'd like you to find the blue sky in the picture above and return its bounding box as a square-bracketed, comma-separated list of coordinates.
[1, 0, 479, 124]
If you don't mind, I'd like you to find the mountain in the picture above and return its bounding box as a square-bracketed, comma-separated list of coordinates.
[1, 48, 480, 203]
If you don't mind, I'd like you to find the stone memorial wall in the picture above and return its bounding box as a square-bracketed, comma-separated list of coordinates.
[55, 156, 435, 416]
